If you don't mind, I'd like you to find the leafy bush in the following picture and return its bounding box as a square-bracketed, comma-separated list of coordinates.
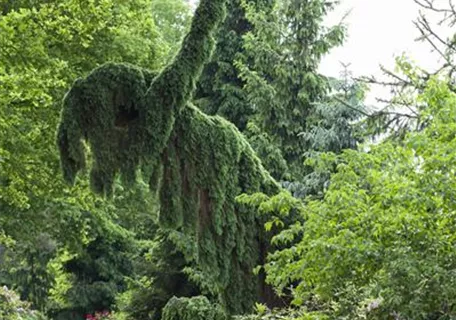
[246, 76, 456, 319]
[47, 215, 137, 320]
[161, 296, 227, 320]
[0, 286, 48, 320]
[114, 232, 200, 320]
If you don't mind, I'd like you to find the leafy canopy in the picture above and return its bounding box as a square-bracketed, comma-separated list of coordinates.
[258, 75, 456, 319]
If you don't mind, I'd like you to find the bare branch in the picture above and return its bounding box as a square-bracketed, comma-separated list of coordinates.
[414, 22, 450, 64]
[416, 14, 455, 52]
[414, 0, 454, 13]
[355, 76, 408, 88]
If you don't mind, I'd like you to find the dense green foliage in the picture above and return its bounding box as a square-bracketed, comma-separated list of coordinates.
[0, 0, 184, 318]
[5, 0, 456, 320]
[238, 0, 344, 178]
[56, 0, 282, 316]
[0, 286, 48, 320]
[151, 0, 192, 61]
[195, 0, 273, 131]
[242, 74, 456, 319]
[237, 0, 363, 188]
[161, 296, 227, 320]
[57, 0, 227, 195]
[197, 0, 363, 200]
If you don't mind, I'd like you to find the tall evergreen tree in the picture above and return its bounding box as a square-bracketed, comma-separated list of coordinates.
[195, 0, 273, 130]
[198, 0, 364, 196]
[237, 0, 347, 181]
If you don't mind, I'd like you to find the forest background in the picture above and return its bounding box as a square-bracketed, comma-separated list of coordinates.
[2, 0, 456, 319]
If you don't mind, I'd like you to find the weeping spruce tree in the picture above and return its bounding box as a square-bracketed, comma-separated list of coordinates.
[57, 0, 280, 316]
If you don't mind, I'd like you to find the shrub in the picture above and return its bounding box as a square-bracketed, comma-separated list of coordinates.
[0, 286, 48, 320]
[257, 77, 456, 319]
[161, 296, 227, 320]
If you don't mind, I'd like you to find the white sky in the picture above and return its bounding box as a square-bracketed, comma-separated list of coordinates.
[320, 0, 452, 104]
[321, 0, 429, 77]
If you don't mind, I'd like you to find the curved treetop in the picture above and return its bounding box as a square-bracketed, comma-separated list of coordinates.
[57, 0, 227, 195]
